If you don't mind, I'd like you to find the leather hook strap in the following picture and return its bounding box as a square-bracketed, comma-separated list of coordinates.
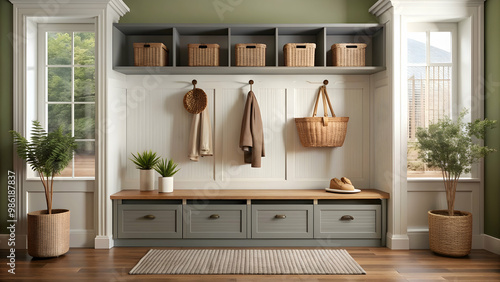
[311, 85, 336, 126]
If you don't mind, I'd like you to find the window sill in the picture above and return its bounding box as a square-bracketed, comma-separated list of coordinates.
[26, 177, 95, 181]
[407, 178, 480, 183]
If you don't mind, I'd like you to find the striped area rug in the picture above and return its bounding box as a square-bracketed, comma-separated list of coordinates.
[129, 249, 366, 275]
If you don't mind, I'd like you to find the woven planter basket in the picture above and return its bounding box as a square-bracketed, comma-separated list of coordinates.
[295, 85, 349, 147]
[428, 210, 472, 257]
[28, 209, 70, 258]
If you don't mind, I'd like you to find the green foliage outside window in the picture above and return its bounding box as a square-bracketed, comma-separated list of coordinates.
[46, 32, 95, 156]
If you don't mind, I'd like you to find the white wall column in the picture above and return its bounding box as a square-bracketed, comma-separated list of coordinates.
[369, 0, 485, 250]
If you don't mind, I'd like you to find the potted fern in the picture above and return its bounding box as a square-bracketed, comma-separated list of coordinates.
[154, 158, 180, 193]
[130, 150, 160, 191]
[416, 109, 496, 257]
[11, 121, 77, 257]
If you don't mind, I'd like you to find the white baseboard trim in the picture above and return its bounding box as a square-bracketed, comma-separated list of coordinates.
[386, 232, 410, 249]
[408, 230, 485, 250]
[94, 235, 114, 249]
[484, 234, 500, 255]
[1, 230, 94, 249]
[0, 234, 27, 249]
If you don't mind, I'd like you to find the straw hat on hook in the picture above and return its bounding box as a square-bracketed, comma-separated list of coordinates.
[183, 79, 207, 114]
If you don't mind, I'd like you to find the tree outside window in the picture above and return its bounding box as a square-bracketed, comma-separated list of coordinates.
[45, 30, 95, 177]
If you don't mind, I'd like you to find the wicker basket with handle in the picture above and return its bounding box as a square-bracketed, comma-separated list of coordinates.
[188, 44, 220, 66]
[332, 43, 366, 67]
[295, 84, 349, 147]
[133, 43, 168, 66]
[284, 43, 316, 67]
[235, 43, 266, 66]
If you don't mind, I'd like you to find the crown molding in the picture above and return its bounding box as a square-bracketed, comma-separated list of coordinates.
[369, 0, 486, 17]
[9, 0, 129, 17]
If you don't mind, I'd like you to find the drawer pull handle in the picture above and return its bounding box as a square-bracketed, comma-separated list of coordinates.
[275, 214, 286, 219]
[144, 215, 156, 220]
[210, 214, 220, 219]
[340, 215, 354, 221]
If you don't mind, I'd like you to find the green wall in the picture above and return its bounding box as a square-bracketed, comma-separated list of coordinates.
[0, 0, 13, 234]
[120, 0, 378, 24]
[484, 0, 500, 239]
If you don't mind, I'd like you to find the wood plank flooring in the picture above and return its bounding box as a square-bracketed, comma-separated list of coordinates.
[1, 247, 499, 281]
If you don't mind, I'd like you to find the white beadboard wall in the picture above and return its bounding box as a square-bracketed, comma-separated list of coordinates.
[121, 75, 371, 190]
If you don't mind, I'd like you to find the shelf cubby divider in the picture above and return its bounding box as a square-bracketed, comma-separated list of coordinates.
[112, 23, 386, 74]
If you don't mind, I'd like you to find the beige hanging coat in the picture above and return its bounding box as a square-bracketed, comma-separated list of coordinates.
[239, 90, 265, 167]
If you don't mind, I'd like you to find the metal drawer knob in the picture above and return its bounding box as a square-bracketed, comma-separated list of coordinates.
[144, 215, 156, 220]
[210, 214, 220, 219]
[340, 215, 354, 221]
[275, 214, 286, 219]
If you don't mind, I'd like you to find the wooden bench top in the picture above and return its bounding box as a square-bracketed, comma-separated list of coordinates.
[111, 189, 390, 200]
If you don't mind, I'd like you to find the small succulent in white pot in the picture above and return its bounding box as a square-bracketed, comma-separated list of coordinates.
[154, 158, 180, 193]
[130, 150, 160, 191]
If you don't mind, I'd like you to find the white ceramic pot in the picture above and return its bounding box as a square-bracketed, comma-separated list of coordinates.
[158, 177, 174, 193]
[139, 169, 155, 191]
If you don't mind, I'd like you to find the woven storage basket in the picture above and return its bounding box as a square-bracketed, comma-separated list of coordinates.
[284, 43, 316, 66]
[27, 209, 70, 258]
[332, 43, 367, 67]
[133, 43, 168, 66]
[295, 85, 349, 147]
[235, 43, 266, 66]
[188, 44, 220, 66]
[428, 210, 472, 257]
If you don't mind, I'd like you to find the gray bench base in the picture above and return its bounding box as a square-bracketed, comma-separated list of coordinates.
[113, 238, 383, 247]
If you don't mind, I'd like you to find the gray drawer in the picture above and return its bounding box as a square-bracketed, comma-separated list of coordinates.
[117, 204, 182, 238]
[252, 205, 313, 238]
[183, 205, 247, 238]
[314, 205, 381, 238]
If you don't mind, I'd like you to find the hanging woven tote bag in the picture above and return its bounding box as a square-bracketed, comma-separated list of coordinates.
[295, 85, 349, 147]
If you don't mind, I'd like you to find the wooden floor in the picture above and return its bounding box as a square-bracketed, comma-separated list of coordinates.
[1, 247, 499, 281]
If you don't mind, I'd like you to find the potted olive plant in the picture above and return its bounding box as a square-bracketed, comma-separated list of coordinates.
[416, 109, 496, 257]
[11, 121, 77, 257]
[154, 158, 180, 193]
[130, 150, 160, 191]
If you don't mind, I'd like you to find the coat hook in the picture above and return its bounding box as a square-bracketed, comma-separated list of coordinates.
[323, 80, 329, 86]
[249, 80, 254, 91]
[192, 79, 197, 89]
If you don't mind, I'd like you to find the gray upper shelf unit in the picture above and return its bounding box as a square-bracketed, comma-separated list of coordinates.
[113, 23, 385, 75]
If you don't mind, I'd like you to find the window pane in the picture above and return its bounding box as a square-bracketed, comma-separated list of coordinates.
[74, 104, 95, 139]
[48, 67, 72, 102]
[74, 67, 95, 102]
[407, 66, 452, 177]
[430, 32, 452, 63]
[48, 104, 71, 134]
[407, 65, 427, 139]
[47, 32, 72, 65]
[408, 32, 426, 64]
[74, 141, 95, 177]
[74, 32, 95, 65]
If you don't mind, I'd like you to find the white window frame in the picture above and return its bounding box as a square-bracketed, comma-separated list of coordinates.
[34, 23, 96, 180]
[406, 22, 464, 179]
